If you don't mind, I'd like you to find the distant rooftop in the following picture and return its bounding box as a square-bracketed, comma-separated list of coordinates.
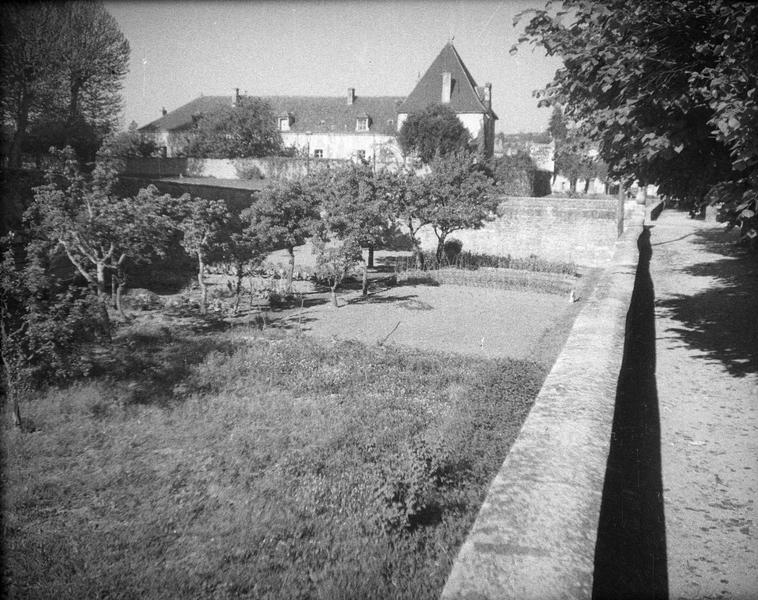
[139, 94, 404, 136]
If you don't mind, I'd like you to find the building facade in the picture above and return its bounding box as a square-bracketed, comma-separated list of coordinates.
[139, 43, 496, 163]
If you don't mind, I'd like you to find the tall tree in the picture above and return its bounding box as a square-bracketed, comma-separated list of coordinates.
[0, 1, 129, 167]
[186, 97, 283, 159]
[398, 104, 472, 164]
[0, 3, 65, 167]
[515, 0, 758, 208]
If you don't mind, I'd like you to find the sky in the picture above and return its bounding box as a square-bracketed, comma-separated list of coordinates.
[104, 0, 562, 135]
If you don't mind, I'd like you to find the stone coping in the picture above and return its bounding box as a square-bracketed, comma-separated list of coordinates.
[440, 203, 647, 600]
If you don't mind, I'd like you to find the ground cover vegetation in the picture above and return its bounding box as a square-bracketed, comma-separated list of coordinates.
[2, 323, 546, 599]
[515, 0, 758, 250]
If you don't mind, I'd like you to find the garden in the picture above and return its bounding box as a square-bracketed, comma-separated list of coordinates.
[1, 147, 596, 598]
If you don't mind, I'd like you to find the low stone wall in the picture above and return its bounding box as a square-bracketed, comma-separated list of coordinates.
[123, 156, 347, 180]
[440, 203, 647, 600]
[415, 196, 627, 268]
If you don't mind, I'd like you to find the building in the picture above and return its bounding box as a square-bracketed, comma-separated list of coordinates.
[139, 43, 495, 162]
[397, 42, 497, 157]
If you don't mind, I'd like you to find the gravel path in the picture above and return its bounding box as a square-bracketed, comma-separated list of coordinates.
[651, 210, 758, 599]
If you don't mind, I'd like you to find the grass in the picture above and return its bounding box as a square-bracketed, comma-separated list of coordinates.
[2, 322, 547, 599]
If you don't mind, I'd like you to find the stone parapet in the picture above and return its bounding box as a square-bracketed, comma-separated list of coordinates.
[440, 203, 647, 600]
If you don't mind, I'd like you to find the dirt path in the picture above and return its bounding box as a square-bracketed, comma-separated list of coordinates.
[650, 210, 758, 599]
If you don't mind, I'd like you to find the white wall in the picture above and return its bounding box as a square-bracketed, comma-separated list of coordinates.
[396, 112, 485, 141]
[282, 132, 401, 164]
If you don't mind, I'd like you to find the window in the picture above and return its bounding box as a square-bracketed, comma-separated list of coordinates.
[356, 117, 369, 132]
[313, 149, 323, 158]
[278, 116, 290, 132]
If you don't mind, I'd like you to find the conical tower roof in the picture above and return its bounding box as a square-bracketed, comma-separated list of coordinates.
[397, 43, 494, 116]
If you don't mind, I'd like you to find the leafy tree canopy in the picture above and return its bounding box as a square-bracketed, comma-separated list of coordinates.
[416, 151, 499, 262]
[186, 97, 283, 159]
[1, 1, 130, 166]
[398, 104, 472, 164]
[516, 0, 758, 208]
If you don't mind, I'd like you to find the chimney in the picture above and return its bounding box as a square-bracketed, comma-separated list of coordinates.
[233, 88, 240, 107]
[441, 72, 452, 103]
[161, 107, 167, 117]
[483, 82, 492, 109]
[347, 88, 355, 105]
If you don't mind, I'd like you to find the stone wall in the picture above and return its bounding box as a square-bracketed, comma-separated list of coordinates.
[123, 156, 348, 180]
[440, 203, 648, 600]
[415, 196, 627, 268]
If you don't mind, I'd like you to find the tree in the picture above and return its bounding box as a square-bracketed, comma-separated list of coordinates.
[219, 209, 269, 314]
[101, 121, 158, 159]
[1, 239, 109, 428]
[186, 97, 283, 159]
[1, 2, 129, 167]
[317, 163, 395, 295]
[248, 178, 320, 293]
[416, 151, 499, 263]
[547, 105, 599, 193]
[313, 237, 362, 308]
[515, 1, 758, 208]
[27, 147, 175, 323]
[380, 168, 429, 267]
[176, 198, 231, 315]
[398, 104, 472, 164]
[492, 152, 538, 196]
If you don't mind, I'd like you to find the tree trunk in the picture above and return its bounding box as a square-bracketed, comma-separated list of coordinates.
[584, 178, 591, 194]
[367, 244, 375, 268]
[198, 251, 207, 315]
[233, 263, 244, 315]
[286, 246, 295, 293]
[361, 262, 369, 297]
[1, 324, 22, 429]
[570, 178, 578, 193]
[115, 263, 128, 320]
[412, 239, 425, 269]
[330, 285, 338, 307]
[8, 93, 31, 168]
[96, 261, 107, 299]
[435, 230, 447, 265]
[111, 274, 118, 308]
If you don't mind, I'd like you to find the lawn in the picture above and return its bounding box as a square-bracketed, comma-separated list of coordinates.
[1, 254, 596, 599]
[2, 323, 547, 599]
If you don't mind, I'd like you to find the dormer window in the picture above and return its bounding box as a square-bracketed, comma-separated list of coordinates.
[277, 114, 292, 131]
[356, 116, 369, 132]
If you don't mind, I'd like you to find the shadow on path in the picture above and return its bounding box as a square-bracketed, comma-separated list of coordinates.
[593, 227, 669, 599]
[656, 228, 758, 377]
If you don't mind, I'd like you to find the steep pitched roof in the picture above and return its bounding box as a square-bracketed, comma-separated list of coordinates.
[139, 96, 231, 132]
[397, 43, 496, 117]
[139, 94, 404, 136]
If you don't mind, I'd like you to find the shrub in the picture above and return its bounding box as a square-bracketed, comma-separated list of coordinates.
[234, 161, 264, 180]
[443, 238, 463, 264]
